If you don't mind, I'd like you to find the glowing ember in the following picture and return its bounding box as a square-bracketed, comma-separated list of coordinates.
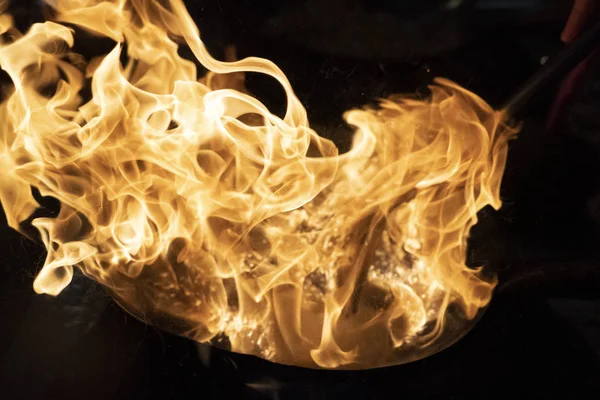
[0, 0, 518, 369]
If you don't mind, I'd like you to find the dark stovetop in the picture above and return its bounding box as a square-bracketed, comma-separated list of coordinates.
[1, 1, 599, 398]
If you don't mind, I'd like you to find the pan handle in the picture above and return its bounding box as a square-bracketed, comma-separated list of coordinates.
[501, 18, 600, 119]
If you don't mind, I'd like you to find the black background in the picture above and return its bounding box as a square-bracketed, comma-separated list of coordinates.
[1, 0, 599, 398]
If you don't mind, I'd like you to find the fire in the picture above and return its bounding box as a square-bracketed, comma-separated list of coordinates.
[0, 0, 518, 369]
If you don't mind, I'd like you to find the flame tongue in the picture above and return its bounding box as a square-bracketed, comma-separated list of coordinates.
[0, 0, 517, 369]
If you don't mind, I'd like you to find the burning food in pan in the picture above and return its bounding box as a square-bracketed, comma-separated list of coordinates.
[1, 0, 596, 369]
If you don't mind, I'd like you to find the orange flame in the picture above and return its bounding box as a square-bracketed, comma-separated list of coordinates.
[0, 0, 518, 368]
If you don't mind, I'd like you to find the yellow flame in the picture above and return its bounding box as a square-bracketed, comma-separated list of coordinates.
[0, 0, 518, 369]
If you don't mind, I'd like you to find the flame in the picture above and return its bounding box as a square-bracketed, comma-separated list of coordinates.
[0, 0, 518, 369]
